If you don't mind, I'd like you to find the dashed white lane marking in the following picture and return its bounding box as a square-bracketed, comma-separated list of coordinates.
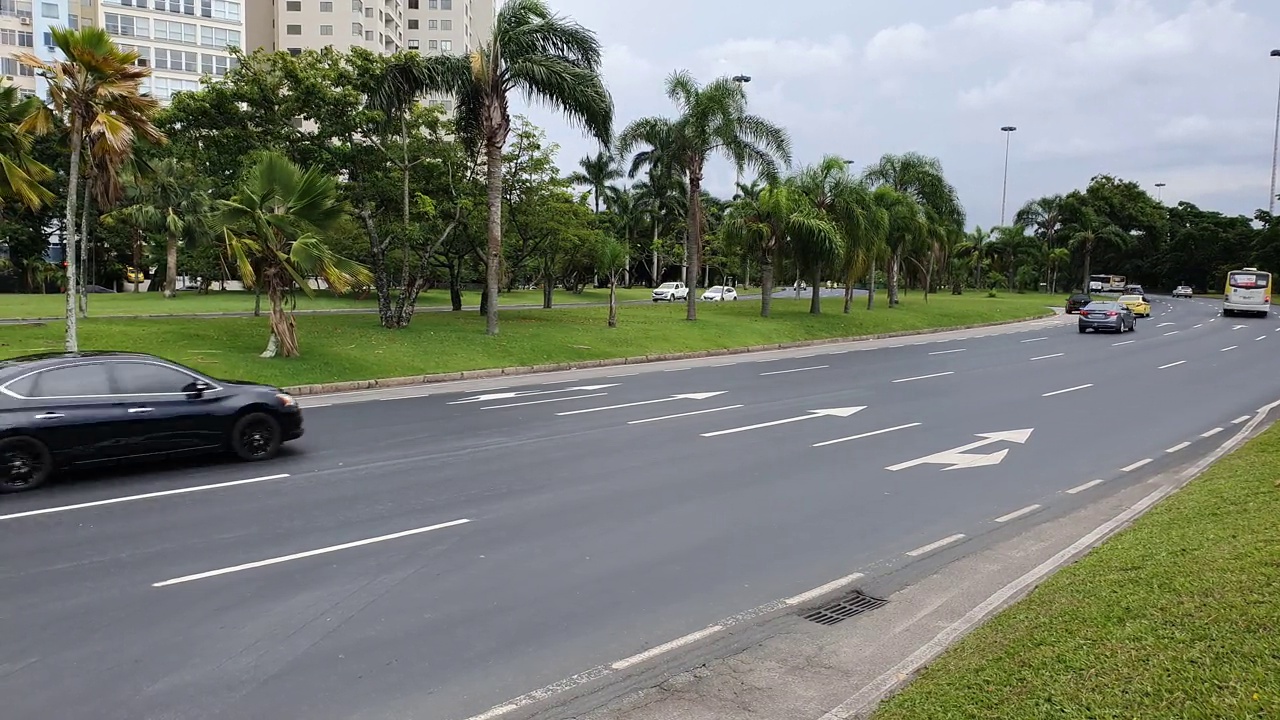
[1221, 346, 1237, 352]
[1166, 441, 1191, 453]
[1042, 384, 1092, 397]
[812, 423, 922, 448]
[783, 572, 867, 606]
[153, 518, 473, 587]
[760, 365, 829, 376]
[0, 474, 293, 521]
[1232, 324, 1248, 330]
[1157, 322, 1174, 327]
[541, 378, 586, 385]
[1030, 353, 1064, 361]
[1257, 336, 1268, 341]
[1232, 415, 1250, 424]
[628, 405, 744, 425]
[709, 362, 736, 367]
[1112, 340, 1135, 346]
[994, 504, 1042, 523]
[481, 392, 607, 409]
[607, 373, 639, 378]
[1020, 337, 1048, 343]
[1202, 427, 1224, 437]
[1163, 331, 1179, 336]
[1121, 458, 1153, 472]
[906, 534, 965, 557]
[663, 367, 691, 372]
[612, 625, 724, 670]
[380, 393, 432, 401]
[306, 403, 333, 408]
[1158, 361, 1186, 369]
[1065, 478, 1105, 494]
[1193, 324, 1203, 328]
[928, 349, 966, 355]
[892, 371, 955, 383]
[1209, 318, 1217, 322]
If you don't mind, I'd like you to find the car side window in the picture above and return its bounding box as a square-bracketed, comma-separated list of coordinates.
[110, 362, 199, 395]
[23, 363, 112, 398]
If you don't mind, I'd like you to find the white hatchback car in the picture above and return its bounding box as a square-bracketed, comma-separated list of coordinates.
[700, 285, 738, 301]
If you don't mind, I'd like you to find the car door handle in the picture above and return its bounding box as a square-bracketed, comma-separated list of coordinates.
[127, 407, 155, 414]
[34, 412, 64, 419]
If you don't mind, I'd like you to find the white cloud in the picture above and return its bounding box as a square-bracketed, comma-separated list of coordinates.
[864, 23, 934, 66]
[697, 36, 858, 78]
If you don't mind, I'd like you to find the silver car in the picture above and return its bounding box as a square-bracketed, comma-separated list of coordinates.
[1078, 301, 1136, 333]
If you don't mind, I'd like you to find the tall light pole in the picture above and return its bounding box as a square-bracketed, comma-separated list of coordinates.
[1000, 126, 1017, 226]
[1269, 50, 1280, 217]
[733, 74, 752, 288]
[1155, 182, 1166, 202]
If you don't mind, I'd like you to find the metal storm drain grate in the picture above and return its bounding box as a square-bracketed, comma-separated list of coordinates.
[799, 591, 888, 626]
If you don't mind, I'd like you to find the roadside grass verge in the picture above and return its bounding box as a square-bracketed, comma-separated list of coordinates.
[0, 292, 1056, 387]
[872, 422, 1280, 719]
[0, 287, 655, 318]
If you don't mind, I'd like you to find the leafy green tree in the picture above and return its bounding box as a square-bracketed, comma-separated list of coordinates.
[618, 71, 792, 320]
[381, 0, 613, 335]
[219, 153, 372, 358]
[18, 26, 164, 351]
[108, 159, 213, 297]
[0, 85, 55, 212]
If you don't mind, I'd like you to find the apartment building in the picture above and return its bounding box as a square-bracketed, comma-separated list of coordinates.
[250, 0, 493, 61]
[0, 0, 245, 104]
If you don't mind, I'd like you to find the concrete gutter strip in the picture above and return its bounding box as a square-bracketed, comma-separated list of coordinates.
[281, 312, 1055, 396]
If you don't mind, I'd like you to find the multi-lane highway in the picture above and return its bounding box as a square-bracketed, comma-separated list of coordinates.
[2, 295, 1274, 720]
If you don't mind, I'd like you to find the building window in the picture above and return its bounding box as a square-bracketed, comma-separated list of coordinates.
[199, 25, 240, 48]
[427, 18, 435, 28]
[407, 38, 418, 48]
[319, 0, 331, 10]
[407, 0, 417, 7]
[154, 48, 197, 71]
[150, 75, 199, 101]
[350, 0, 359, 10]
[407, 18, 416, 28]
[364, 30, 372, 40]
[440, 39, 450, 51]
[440, 19, 450, 30]
[68, 12, 78, 28]
[153, 0, 196, 16]
[287, 47, 301, 56]
[41, 30, 50, 46]
[319, 24, 332, 35]
[1, 0, 35, 19]
[440, 0, 450, 8]
[427, 38, 436, 49]
[350, 21, 361, 36]
[199, 0, 240, 22]
[285, 0, 299, 10]
[119, 43, 151, 67]
[285, 24, 300, 34]
[39, 1, 55, 17]
[119, 0, 149, 8]
[153, 19, 196, 43]
[104, 13, 150, 39]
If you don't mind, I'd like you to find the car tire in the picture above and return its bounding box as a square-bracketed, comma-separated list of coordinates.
[230, 412, 282, 462]
[1079, 327, 1086, 333]
[0, 436, 54, 494]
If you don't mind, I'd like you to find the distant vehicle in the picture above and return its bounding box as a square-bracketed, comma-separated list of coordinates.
[1172, 285, 1193, 298]
[1117, 294, 1151, 317]
[1124, 284, 1146, 296]
[792, 280, 808, 292]
[651, 282, 689, 302]
[0, 352, 303, 493]
[1065, 293, 1092, 314]
[1222, 268, 1271, 318]
[700, 285, 737, 301]
[1078, 301, 1136, 333]
[1088, 274, 1126, 293]
[125, 266, 145, 284]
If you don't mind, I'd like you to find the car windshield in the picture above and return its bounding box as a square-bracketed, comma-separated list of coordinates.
[658, 283, 678, 290]
[1069, 294, 1090, 301]
[708, 286, 723, 293]
[1083, 302, 1117, 311]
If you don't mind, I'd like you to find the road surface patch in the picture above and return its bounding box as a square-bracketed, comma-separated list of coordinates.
[0, 474, 292, 521]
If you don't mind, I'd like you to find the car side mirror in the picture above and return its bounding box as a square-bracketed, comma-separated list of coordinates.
[184, 380, 211, 398]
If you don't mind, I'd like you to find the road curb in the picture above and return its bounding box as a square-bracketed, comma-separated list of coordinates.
[281, 311, 1056, 396]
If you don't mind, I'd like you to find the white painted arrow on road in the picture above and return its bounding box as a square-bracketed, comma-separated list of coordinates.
[556, 392, 726, 416]
[700, 407, 865, 437]
[449, 385, 617, 404]
[886, 428, 1034, 471]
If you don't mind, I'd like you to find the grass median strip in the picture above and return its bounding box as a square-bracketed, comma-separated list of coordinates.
[0, 293, 1056, 388]
[871, 419, 1280, 720]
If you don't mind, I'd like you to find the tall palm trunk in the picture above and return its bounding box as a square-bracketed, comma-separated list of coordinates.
[78, 177, 92, 316]
[1081, 242, 1092, 292]
[264, 282, 300, 358]
[483, 139, 503, 335]
[650, 210, 659, 285]
[164, 231, 178, 298]
[684, 170, 702, 321]
[607, 276, 617, 327]
[62, 116, 83, 352]
[759, 251, 774, 318]
[888, 247, 902, 306]
[809, 266, 822, 314]
[866, 247, 877, 310]
[132, 233, 142, 292]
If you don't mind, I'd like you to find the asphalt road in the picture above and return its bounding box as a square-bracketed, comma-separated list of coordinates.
[2, 295, 1272, 720]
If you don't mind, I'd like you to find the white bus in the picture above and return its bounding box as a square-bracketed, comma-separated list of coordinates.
[1223, 268, 1271, 318]
[1088, 274, 1126, 293]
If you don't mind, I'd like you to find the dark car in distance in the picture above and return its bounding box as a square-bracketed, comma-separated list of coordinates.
[1065, 293, 1092, 314]
[1078, 301, 1137, 334]
[0, 352, 303, 493]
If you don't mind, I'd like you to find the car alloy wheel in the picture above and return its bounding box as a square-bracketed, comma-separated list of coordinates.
[0, 437, 52, 493]
[232, 412, 282, 461]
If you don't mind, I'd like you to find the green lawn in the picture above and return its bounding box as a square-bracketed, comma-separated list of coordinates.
[873, 425, 1280, 719]
[0, 287, 655, 318]
[0, 292, 1057, 388]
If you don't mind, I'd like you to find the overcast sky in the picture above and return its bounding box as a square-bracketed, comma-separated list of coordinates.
[514, 0, 1280, 229]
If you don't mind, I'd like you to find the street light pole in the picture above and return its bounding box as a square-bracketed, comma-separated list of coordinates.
[733, 74, 752, 289]
[1269, 50, 1280, 217]
[1000, 126, 1017, 226]
[1155, 182, 1166, 202]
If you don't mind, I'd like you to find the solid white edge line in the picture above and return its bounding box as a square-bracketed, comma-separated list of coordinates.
[1042, 383, 1092, 397]
[759, 365, 830, 376]
[1201, 427, 1224, 437]
[662, 367, 691, 372]
[812, 423, 922, 448]
[627, 405, 744, 425]
[611, 625, 725, 670]
[153, 518, 472, 587]
[928, 349, 966, 355]
[1165, 441, 1191, 453]
[1030, 353, 1064, 361]
[1120, 458, 1153, 472]
[606, 373, 639, 378]
[993, 504, 1042, 523]
[1065, 478, 1105, 494]
[906, 534, 965, 557]
[1, 474, 292, 521]
[1157, 361, 1186, 369]
[784, 572, 866, 606]
[305, 403, 333, 408]
[892, 371, 955, 383]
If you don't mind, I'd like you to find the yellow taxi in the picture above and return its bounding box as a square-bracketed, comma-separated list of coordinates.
[125, 266, 145, 283]
[1117, 294, 1150, 318]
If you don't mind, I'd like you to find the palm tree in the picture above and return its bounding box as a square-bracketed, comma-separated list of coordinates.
[603, 184, 643, 286]
[861, 152, 964, 306]
[632, 174, 686, 284]
[618, 71, 792, 321]
[871, 186, 929, 305]
[569, 150, 622, 213]
[108, 159, 213, 298]
[219, 153, 372, 358]
[17, 26, 164, 351]
[596, 237, 627, 327]
[1046, 246, 1070, 294]
[0, 86, 55, 212]
[379, 0, 612, 336]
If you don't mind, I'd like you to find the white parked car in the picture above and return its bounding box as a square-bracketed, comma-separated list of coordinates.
[1172, 285, 1193, 298]
[651, 282, 689, 302]
[701, 285, 738, 301]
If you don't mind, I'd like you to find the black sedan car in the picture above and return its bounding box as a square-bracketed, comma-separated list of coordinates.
[1078, 301, 1137, 334]
[1065, 293, 1092, 313]
[0, 352, 303, 493]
